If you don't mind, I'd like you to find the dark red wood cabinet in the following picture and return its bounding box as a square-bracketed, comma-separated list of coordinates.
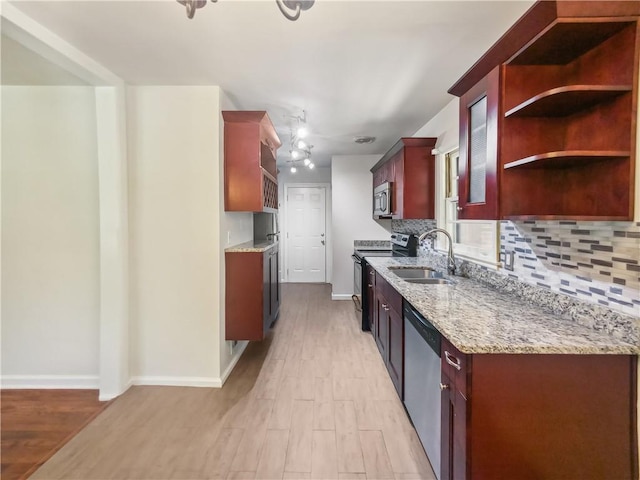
[370, 138, 437, 220]
[225, 245, 280, 341]
[222, 111, 281, 213]
[449, 1, 640, 221]
[374, 272, 404, 398]
[440, 338, 638, 480]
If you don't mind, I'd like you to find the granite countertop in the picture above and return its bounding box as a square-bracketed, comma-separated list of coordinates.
[225, 239, 278, 253]
[366, 257, 639, 355]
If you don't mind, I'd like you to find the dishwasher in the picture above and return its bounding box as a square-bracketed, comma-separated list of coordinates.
[403, 302, 441, 479]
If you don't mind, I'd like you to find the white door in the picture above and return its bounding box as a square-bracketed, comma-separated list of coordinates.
[286, 186, 326, 283]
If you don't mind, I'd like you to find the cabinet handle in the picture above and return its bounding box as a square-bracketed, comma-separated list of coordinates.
[444, 351, 461, 371]
[368, 284, 373, 288]
[439, 383, 450, 390]
[369, 271, 375, 276]
[381, 303, 389, 311]
[457, 206, 463, 212]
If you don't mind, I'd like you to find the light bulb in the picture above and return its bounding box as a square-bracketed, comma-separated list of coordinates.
[291, 150, 300, 159]
[303, 158, 311, 166]
[297, 127, 308, 138]
[308, 162, 315, 169]
[297, 140, 307, 149]
[290, 166, 297, 173]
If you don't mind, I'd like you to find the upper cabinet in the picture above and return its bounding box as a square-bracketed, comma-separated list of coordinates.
[223, 111, 281, 212]
[449, 1, 640, 221]
[371, 138, 437, 219]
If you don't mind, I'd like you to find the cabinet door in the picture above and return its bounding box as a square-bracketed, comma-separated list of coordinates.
[458, 66, 500, 220]
[262, 251, 271, 334]
[270, 247, 280, 322]
[387, 302, 403, 398]
[441, 373, 468, 480]
[365, 265, 376, 332]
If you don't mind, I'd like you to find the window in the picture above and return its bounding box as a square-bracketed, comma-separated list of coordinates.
[439, 148, 499, 268]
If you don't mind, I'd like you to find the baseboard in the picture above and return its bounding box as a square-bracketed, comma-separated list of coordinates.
[130, 376, 222, 388]
[331, 293, 354, 301]
[1, 375, 100, 389]
[220, 340, 249, 386]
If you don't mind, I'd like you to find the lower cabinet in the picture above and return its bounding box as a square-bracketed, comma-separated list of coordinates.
[374, 272, 404, 398]
[440, 338, 638, 480]
[225, 245, 280, 341]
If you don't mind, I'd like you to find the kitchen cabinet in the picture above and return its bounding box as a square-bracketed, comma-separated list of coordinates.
[449, 1, 640, 220]
[370, 138, 437, 220]
[374, 272, 404, 398]
[222, 111, 281, 213]
[225, 245, 280, 341]
[456, 67, 501, 220]
[365, 264, 376, 334]
[440, 338, 637, 480]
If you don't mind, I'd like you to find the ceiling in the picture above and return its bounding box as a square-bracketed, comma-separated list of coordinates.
[4, 0, 535, 167]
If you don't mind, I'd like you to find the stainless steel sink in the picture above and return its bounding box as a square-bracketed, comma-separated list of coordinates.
[388, 266, 455, 285]
[388, 267, 445, 279]
[405, 278, 455, 285]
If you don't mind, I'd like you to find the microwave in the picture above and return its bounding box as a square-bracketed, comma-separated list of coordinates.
[373, 182, 392, 216]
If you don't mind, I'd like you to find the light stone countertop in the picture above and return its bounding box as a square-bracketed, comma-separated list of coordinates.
[366, 256, 640, 355]
[225, 240, 278, 253]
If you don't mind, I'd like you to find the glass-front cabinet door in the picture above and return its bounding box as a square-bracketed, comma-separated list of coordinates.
[457, 66, 501, 220]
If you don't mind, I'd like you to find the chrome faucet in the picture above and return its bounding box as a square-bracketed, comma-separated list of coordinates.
[418, 228, 457, 276]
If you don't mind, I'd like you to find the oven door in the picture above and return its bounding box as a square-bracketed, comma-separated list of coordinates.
[351, 254, 362, 312]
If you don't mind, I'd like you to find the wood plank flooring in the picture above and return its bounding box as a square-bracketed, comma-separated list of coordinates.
[1, 389, 110, 480]
[30, 284, 436, 480]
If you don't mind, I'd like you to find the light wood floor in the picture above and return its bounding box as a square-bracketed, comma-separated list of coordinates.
[31, 284, 436, 480]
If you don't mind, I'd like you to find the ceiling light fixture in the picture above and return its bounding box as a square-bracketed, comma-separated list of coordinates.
[286, 110, 315, 174]
[354, 136, 376, 144]
[177, 0, 314, 20]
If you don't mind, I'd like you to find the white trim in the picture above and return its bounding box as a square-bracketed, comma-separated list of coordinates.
[220, 340, 249, 386]
[100, 380, 132, 401]
[283, 183, 331, 283]
[331, 294, 353, 301]
[131, 376, 222, 388]
[1, 375, 100, 389]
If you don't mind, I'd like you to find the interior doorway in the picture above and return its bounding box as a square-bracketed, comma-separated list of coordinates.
[284, 185, 327, 283]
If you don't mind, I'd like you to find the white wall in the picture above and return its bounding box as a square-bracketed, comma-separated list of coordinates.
[1, 86, 100, 387]
[331, 155, 390, 299]
[128, 86, 223, 385]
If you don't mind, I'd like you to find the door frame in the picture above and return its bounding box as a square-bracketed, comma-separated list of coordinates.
[282, 183, 331, 283]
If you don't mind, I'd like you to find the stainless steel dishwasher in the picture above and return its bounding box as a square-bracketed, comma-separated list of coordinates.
[403, 302, 441, 479]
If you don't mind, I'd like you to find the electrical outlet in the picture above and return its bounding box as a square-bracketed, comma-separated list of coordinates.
[504, 250, 515, 271]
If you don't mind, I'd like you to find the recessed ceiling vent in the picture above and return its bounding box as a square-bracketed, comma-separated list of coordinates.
[354, 136, 376, 144]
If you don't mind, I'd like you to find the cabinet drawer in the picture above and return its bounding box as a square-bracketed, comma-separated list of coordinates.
[442, 338, 468, 396]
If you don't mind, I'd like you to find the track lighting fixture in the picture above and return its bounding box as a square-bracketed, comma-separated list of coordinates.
[177, 0, 314, 20]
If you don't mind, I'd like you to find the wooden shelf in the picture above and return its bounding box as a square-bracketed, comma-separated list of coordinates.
[509, 21, 633, 65]
[505, 85, 631, 117]
[504, 150, 630, 169]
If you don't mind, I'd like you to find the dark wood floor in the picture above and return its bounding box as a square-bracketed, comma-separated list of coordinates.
[1, 389, 110, 480]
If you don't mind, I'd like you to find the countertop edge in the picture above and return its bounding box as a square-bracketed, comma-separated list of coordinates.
[225, 240, 278, 253]
[367, 257, 640, 356]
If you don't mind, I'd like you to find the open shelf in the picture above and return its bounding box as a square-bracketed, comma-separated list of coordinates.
[509, 21, 633, 65]
[505, 85, 631, 117]
[504, 150, 630, 170]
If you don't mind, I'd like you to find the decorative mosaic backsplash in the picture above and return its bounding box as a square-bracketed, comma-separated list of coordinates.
[500, 221, 640, 318]
[391, 219, 436, 234]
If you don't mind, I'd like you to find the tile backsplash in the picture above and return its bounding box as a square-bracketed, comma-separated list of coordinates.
[501, 221, 640, 318]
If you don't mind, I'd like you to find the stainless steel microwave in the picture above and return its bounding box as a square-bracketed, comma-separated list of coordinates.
[373, 182, 392, 216]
